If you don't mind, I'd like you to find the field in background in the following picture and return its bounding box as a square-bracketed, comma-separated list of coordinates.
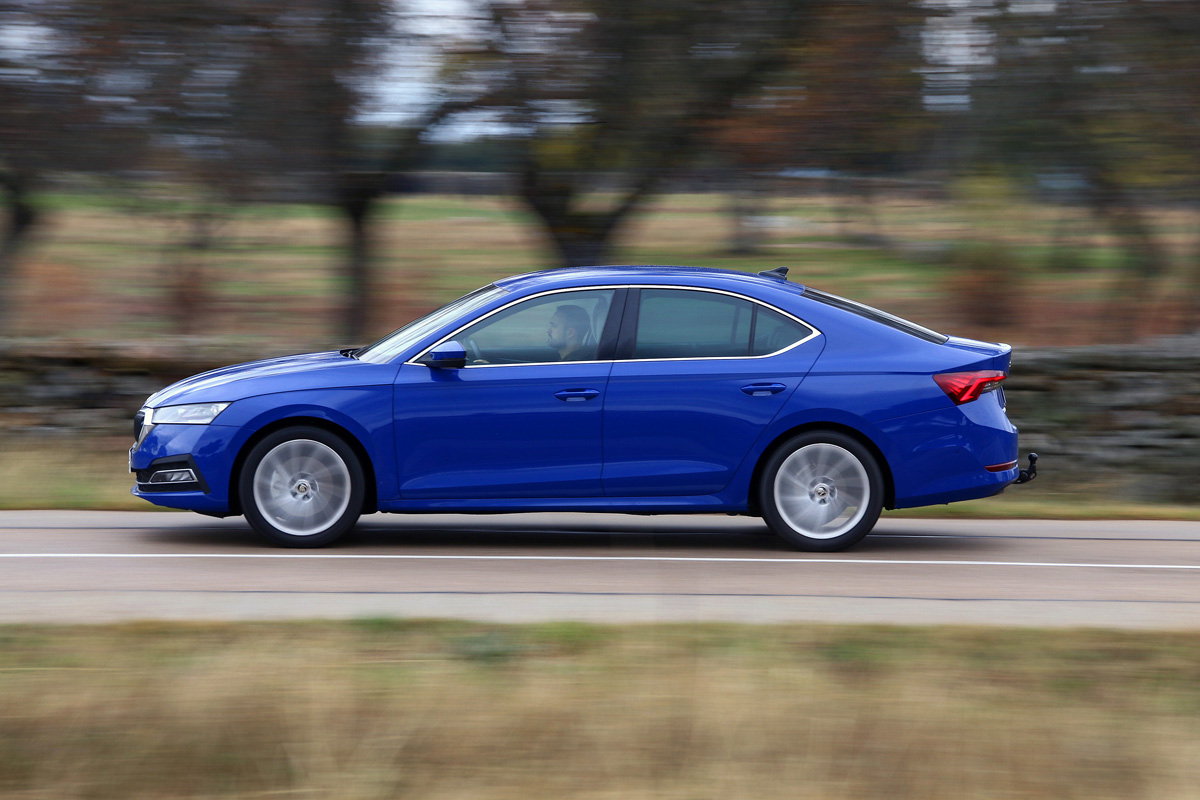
[1, 620, 1198, 799]
[6, 190, 1199, 515]
[11, 190, 1197, 351]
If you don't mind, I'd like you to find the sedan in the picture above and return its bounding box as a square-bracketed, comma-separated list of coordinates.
[130, 265, 1025, 551]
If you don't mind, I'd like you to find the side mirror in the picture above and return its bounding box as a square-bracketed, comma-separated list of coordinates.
[418, 341, 467, 369]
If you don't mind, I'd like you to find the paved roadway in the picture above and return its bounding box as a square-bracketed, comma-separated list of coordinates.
[2, 510, 1199, 628]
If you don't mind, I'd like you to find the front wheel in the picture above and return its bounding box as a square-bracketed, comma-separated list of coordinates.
[758, 431, 883, 552]
[239, 426, 365, 547]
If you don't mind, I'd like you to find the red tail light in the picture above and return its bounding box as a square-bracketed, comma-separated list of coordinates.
[934, 370, 1006, 405]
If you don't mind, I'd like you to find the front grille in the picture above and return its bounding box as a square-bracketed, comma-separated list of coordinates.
[133, 410, 145, 442]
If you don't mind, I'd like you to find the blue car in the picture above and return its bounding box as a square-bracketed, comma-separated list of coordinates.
[131, 266, 1029, 551]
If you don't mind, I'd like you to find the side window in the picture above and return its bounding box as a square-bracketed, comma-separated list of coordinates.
[634, 289, 754, 359]
[453, 289, 615, 364]
[632, 289, 814, 360]
[752, 306, 814, 356]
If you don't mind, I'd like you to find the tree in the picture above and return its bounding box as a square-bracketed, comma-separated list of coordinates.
[974, 0, 1200, 333]
[0, 1, 104, 331]
[66, 0, 398, 337]
[707, 0, 930, 250]
[473, 0, 808, 267]
[1, 0, 466, 341]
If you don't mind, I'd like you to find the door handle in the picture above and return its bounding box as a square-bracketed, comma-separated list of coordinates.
[741, 382, 787, 396]
[554, 388, 601, 402]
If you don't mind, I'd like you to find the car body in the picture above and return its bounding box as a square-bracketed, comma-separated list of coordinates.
[130, 265, 1022, 550]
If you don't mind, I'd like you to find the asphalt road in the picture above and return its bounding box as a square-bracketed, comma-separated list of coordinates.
[2, 510, 1199, 628]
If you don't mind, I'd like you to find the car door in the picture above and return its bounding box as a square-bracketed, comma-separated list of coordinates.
[602, 287, 824, 496]
[394, 287, 622, 499]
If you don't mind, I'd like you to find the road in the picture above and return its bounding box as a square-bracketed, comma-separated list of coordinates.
[1, 510, 1199, 628]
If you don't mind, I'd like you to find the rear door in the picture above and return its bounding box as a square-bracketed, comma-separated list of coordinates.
[601, 287, 824, 496]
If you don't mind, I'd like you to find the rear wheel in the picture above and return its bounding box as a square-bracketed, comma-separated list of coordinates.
[239, 426, 364, 547]
[758, 431, 883, 552]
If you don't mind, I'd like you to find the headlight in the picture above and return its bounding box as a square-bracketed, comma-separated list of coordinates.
[150, 402, 231, 425]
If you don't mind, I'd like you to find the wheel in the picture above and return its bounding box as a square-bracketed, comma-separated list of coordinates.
[239, 426, 365, 547]
[467, 337, 482, 361]
[758, 431, 883, 552]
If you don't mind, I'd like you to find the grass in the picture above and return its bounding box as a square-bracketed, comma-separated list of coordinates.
[12, 189, 1196, 350]
[1, 621, 1199, 798]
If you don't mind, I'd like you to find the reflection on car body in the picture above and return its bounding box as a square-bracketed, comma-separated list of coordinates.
[130, 265, 1028, 551]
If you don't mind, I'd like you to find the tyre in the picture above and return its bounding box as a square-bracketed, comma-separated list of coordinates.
[239, 426, 365, 547]
[758, 431, 883, 552]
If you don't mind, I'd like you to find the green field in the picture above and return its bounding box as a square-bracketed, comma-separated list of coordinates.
[1, 621, 1198, 799]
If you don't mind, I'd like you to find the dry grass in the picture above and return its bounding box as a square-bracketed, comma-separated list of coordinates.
[0, 621, 1199, 799]
[0, 439, 145, 510]
[13, 190, 1198, 350]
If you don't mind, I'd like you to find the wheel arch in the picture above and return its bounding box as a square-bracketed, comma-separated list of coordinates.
[228, 416, 378, 516]
[747, 421, 895, 514]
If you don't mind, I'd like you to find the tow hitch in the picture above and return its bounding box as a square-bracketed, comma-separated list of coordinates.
[1014, 453, 1038, 485]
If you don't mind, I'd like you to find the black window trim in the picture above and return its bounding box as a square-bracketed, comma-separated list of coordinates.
[801, 287, 949, 344]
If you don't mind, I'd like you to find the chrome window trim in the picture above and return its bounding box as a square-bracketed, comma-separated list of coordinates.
[406, 284, 823, 368]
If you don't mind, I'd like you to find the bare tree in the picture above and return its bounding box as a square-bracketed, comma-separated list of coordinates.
[469, 0, 807, 267]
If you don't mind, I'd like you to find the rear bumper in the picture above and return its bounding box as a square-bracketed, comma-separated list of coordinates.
[881, 395, 1019, 509]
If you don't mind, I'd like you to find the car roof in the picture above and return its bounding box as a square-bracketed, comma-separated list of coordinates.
[493, 265, 808, 295]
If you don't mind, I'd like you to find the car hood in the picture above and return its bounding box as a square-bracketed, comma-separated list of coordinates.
[145, 351, 399, 408]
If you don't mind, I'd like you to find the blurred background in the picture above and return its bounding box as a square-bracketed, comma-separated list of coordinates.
[1, 0, 1199, 508]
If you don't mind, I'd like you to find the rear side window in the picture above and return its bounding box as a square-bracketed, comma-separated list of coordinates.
[752, 306, 811, 355]
[632, 289, 814, 360]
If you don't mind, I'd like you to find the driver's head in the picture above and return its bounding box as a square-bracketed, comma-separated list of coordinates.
[547, 304, 591, 356]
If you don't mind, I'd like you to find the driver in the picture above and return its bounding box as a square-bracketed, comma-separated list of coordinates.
[546, 304, 594, 361]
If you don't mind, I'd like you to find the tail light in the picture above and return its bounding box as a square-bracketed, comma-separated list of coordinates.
[934, 370, 1006, 405]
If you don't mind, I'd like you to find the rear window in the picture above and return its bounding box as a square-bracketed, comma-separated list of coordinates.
[801, 288, 948, 344]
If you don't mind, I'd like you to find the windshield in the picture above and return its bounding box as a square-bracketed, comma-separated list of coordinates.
[355, 285, 508, 363]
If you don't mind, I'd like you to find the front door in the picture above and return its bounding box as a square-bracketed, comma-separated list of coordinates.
[394, 288, 619, 499]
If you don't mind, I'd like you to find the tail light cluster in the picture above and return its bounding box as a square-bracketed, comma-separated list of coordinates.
[934, 370, 1006, 405]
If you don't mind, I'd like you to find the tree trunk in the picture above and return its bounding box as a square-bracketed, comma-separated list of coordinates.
[727, 172, 768, 255]
[339, 184, 375, 343]
[169, 208, 217, 336]
[553, 232, 612, 268]
[1184, 232, 1200, 333]
[1091, 193, 1169, 340]
[0, 173, 37, 335]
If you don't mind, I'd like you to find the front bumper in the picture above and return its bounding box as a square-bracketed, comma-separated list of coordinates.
[129, 423, 241, 514]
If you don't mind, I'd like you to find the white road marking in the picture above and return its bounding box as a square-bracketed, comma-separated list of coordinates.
[1, 553, 1200, 570]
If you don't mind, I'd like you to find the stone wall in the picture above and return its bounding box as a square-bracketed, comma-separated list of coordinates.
[1005, 335, 1200, 502]
[3, 336, 1199, 501]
